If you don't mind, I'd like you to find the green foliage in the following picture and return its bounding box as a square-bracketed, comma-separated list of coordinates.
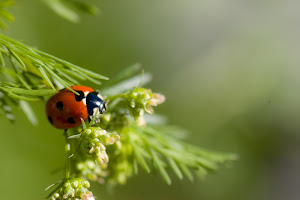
[0, 0, 14, 30]
[0, 3, 237, 200]
[0, 33, 108, 123]
[66, 66, 237, 188]
[0, 0, 99, 27]
[42, 0, 99, 22]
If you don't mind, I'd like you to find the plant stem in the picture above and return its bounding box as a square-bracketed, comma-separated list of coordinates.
[64, 130, 71, 179]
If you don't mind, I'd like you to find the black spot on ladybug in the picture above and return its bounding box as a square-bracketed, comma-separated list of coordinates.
[48, 116, 53, 124]
[67, 117, 76, 124]
[56, 101, 63, 111]
[75, 90, 85, 102]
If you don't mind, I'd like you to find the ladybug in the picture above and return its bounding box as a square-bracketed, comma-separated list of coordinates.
[46, 86, 106, 129]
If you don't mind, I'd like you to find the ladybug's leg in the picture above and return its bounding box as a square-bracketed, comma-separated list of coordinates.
[64, 129, 69, 141]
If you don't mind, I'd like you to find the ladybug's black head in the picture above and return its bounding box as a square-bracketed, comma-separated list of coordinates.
[86, 92, 106, 116]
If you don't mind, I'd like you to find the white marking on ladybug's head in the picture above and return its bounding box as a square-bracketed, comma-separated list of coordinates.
[82, 98, 87, 106]
[84, 91, 90, 96]
[96, 101, 101, 106]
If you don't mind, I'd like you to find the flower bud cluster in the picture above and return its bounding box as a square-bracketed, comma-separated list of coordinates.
[50, 178, 94, 200]
[81, 127, 120, 166]
[126, 88, 165, 125]
[76, 160, 109, 184]
[127, 88, 165, 114]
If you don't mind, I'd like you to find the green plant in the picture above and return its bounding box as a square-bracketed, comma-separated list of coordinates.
[42, 0, 99, 23]
[0, 2, 237, 200]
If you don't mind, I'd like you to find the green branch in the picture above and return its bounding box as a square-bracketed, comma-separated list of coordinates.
[0, 33, 108, 123]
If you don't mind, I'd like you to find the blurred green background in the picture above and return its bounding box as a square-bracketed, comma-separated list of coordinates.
[1, 0, 300, 199]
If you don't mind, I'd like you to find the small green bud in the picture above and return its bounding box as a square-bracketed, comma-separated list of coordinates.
[63, 181, 70, 188]
[106, 137, 115, 144]
[112, 134, 121, 141]
[83, 181, 90, 188]
[99, 143, 106, 150]
[83, 129, 92, 135]
[92, 131, 99, 138]
[71, 181, 79, 188]
[103, 154, 109, 163]
[50, 179, 94, 200]
[95, 157, 104, 166]
[89, 147, 95, 154]
[53, 193, 60, 198]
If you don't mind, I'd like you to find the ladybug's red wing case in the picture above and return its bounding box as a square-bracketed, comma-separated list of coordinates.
[46, 86, 94, 129]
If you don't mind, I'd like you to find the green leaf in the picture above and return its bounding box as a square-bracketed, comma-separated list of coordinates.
[133, 148, 150, 173]
[3, 87, 55, 96]
[179, 163, 194, 182]
[150, 148, 171, 185]
[133, 145, 151, 158]
[5, 45, 26, 69]
[19, 100, 38, 125]
[0, 51, 5, 67]
[195, 157, 218, 171]
[70, 1, 99, 16]
[69, 65, 109, 80]
[151, 144, 217, 170]
[185, 143, 238, 163]
[16, 74, 31, 90]
[105, 63, 141, 86]
[42, 0, 80, 23]
[56, 68, 79, 85]
[36, 49, 109, 80]
[167, 157, 183, 180]
[0, 9, 14, 22]
[57, 68, 86, 81]
[44, 65, 79, 95]
[102, 73, 152, 96]
[133, 159, 138, 175]
[7, 92, 40, 101]
[73, 68, 102, 84]
[38, 66, 56, 90]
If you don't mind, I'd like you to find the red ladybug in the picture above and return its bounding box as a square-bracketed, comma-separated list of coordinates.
[46, 86, 106, 129]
